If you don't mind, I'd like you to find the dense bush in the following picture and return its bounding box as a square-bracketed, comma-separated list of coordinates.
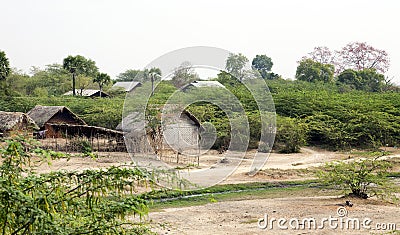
[0, 137, 153, 234]
[1, 78, 399, 151]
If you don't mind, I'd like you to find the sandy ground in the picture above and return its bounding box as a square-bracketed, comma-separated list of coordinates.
[148, 196, 400, 235]
[31, 147, 400, 234]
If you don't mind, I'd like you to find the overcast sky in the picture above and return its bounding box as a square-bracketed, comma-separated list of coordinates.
[1, 0, 399, 83]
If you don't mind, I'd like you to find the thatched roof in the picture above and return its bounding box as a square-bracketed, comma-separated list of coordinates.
[0, 111, 38, 132]
[27, 105, 87, 128]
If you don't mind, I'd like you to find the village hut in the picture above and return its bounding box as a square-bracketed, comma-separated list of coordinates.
[27, 106, 87, 138]
[63, 89, 110, 98]
[0, 111, 38, 137]
[117, 108, 201, 157]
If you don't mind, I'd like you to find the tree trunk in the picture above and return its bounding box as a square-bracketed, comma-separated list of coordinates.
[72, 72, 76, 96]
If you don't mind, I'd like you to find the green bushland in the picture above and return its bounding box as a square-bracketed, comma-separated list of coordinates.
[1, 79, 399, 151]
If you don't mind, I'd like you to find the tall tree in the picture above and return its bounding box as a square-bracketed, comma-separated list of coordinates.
[334, 42, 390, 74]
[251, 54, 273, 79]
[93, 72, 111, 97]
[171, 62, 199, 88]
[62, 55, 98, 96]
[0, 50, 11, 81]
[296, 59, 335, 83]
[225, 53, 249, 81]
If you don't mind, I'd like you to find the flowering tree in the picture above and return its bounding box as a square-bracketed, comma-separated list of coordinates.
[334, 42, 390, 74]
[301, 42, 390, 75]
[302, 46, 334, 64]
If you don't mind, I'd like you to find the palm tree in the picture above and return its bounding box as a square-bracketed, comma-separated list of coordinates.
[146, 67, 162, 96]
[63, 55, 98, 96]
[93, 73, 111, 97]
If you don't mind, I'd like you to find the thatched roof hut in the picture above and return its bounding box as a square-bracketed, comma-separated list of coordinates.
[116, 108, 201, 155]
[27, 106, 87, 129]
[0, 111, 38, 137]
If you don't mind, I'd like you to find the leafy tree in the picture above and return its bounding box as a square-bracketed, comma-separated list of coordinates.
[93, 72, 111, 97]
[338, 68, 385, 92]
[334, 42, 390, 74]
[225, 53, 249, 81]
[296, 59, 335, 83]
[317, 155, 398, 200]
[116, 69, 144, 82]
[63, 55, 99, 96]
[76, 75, 92, 95]
[252, 54, 273, 79]
[171, 62, 199, 88]
[0, 50, 11, 81]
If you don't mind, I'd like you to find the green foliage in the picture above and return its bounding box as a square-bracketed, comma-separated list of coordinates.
[338, 68, 385, 92]
[296, 59, 335, 83]
[252, 54, 273, 79]
[1, 76, 399, 151]
[116, 69, 144, 82]
[62, 55, 98, 77]
[63, 55, 99, 96]
[0, 50, 11, 81]
[70, 139, 93, 156]
[274, 116, 307, 153]
[0, 96, 124, 129]
[317, 156, 398, 201]
[225, 53, 249, 81]
[171, 62, 199, 88]
[93, 72, 111, 97]
[0, 137, 153, 234]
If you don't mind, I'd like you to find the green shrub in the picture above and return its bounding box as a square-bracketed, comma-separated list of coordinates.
[317, 156, 399, 201]
[0, 137, 153, 234]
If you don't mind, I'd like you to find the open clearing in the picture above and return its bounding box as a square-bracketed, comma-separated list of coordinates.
[33, 147, 400, 234]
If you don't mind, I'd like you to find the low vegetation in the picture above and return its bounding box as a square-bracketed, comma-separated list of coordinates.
[0, 137, 154, 234]
[317, 154, 399, 201]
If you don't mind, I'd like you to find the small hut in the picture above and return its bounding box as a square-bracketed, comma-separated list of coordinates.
[63, 89, 110, 98]
[27, 106, 87, 137]
[117, 109, 201, 158]
[0, 111, 38, 137]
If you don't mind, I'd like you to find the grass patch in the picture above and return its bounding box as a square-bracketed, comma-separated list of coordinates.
[146, 180, 339, 211]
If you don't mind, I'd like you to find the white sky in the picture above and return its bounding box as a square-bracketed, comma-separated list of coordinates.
[1, 0, 399, 84]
